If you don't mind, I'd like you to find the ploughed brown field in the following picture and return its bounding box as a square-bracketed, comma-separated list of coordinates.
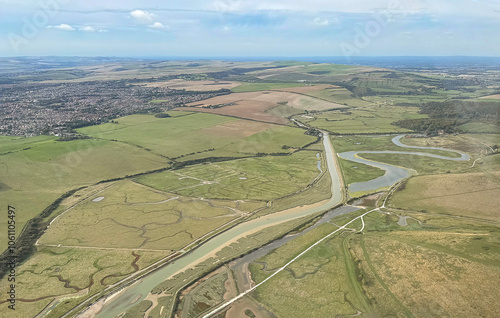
[179, 90, 347, 123]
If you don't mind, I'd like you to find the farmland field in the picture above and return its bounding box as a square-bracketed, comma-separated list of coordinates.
[183, 90, 347, 116]
[297, 86, 374, 107]
[77, 112, 316, 159]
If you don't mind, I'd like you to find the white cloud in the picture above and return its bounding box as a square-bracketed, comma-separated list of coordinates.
[313, 17, 329, 26]
[148, 22, 166, 29]
[79, 26, 107, 32]
[130, 9, 155, 23]
[47, 24, 75, 31]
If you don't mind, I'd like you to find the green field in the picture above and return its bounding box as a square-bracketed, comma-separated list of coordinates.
[77, 113, 316, 159]
[458, 122, 500, 133]
[360, 152, 470, 174]
[232, 82, 310, 93]
[137, 151, 322, 201]
[306, 105, 425, 134]
[338, 157, 385, 185]
[0, 136, 167, 249]
[303, 87, 373, 107]
[466, 134, 500, 147]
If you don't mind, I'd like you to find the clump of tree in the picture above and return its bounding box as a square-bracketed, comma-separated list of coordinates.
[154, 113, 171, 118]
[305, 128, 321, 136]
[394, 100, 500, 134]
[56, 134, 91, 141]
[419, 101, 499, 121]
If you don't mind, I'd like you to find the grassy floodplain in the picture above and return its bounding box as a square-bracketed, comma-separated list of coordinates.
[359, 152, 470, 175]
[399, 134, 497, 154]
[38, 180, 260, 251]
[0, 135, 167, 249]
[330, 134, 469, 158]
[0, 178, 264, 318]
[248, 212, 370, 318]
[388, 171, 500, 222]
[136, 150, 322, 201]
[337, 157, 385, 185]
[0, 246, 167, 318]
[349, 213, 500, 317]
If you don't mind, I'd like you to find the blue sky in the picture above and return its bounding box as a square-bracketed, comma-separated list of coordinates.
[0, 0, 499, 57]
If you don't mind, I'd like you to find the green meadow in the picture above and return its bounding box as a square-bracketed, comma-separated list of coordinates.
[232, 82, 310, 93]
[0, 136, 167, 249]
[77, 112, 316, 159]
[306, 106, 424, 134]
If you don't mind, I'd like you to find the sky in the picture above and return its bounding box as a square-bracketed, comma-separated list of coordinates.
[0, 0, 499, 57]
